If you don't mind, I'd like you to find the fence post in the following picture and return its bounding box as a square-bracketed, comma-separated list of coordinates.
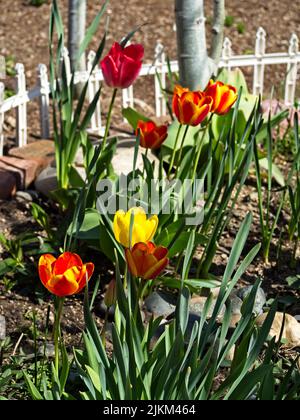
[0, 82, 4, 156]
[87, 50, 103, 134]
[37, 64, 50, 139]
[62, 47, 72, 86]
[222, 37, 233, 71]
[285, 33, 299, 107]
[253, 27, 266, 96]
[15, 63, 27, 148]
[154, 41, 166, 118]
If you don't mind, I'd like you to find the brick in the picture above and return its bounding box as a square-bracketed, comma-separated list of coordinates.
[9, 140, 55, 170]
[0, 156, 41, 189]
[0, 169, 17, 199]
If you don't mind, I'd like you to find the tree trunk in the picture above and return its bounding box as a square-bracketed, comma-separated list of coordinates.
[68, 0, 87, 73]
[175, 0, 225, 90]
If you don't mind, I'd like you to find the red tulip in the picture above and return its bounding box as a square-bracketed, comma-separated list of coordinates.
[38, 252, 94, 297]
[100, 42, 144, 89]
[125, 242, 169, 280]
[136, 120, 168, 149]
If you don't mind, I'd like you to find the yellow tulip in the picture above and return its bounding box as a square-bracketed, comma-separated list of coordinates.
[113, 207, 158, 248]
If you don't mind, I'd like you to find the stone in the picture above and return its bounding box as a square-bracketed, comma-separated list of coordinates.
[95, 299, 116, 322]
[9, 140, 55, 169]
[143, 290, 177, 319]
[0, 156, 42, 189]
[237, 286, 266, 315]
[35, 165, 87, 197]
[256, 312, 300, 348]
[38, 343, 55, 358]
[112, 138, 160, 176]
[0, 315, 6, 340]
[16, 191, 34, 202]
[189, 296, 226, 321]
[0, 169, 17, 199]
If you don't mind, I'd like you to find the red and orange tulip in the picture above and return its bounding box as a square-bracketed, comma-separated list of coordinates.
[172, 85, 213, 126]
[125, 241, 169, 280]
[136, 120, 168, 149]
[38, 252, 94, 297]
[204, 80, 238, 115]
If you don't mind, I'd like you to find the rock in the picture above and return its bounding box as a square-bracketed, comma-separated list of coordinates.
[0, 315, 6, 340]
[0, 169, 17, 199]
[112, 138, 160, 176]
[35, 166, 57, 197]
[256, 312, 300, 348]
[35, 165, 86, 197]
[237, 286, 266, 315]
[144, 290, 177, 319]
[16, 190, 34, 202]
[189, 296, 226, 321]
[9, 140, 55, 169]
[38, 343, 55, 358]
[150, 313, 202, 349]
[95, 299, 116, 322]
[0, 156, 42, 189]
[228, 293, 243, 327]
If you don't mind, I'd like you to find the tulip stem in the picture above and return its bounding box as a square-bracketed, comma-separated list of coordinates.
[54, 297, 64, 376]
[168, 124, 183, 178]
[175, 125, 189, 178]
[101, 88, 118, 154]
[191, 115, 213, 182]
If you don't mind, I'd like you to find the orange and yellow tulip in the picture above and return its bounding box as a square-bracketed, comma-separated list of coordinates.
[125, 242, 169, 280]
[172, 85, 213, 126]
[136, 120, 168, 149]
[204, 80, 238, 115]
[113, 207, 158, 248]
[38, 252, 94, 297]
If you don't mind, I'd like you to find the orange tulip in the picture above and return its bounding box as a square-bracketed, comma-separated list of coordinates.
[38, 252, 94, 297]
[125, 242, 169, 280]
[136, 120, 168, 149]
[204, 80, 238, 115]
[172, 85, 213, 126]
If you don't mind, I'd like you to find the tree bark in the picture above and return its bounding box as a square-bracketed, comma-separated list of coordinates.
[210, 0, 225, 65]
[68, 0, 87, 73]
[175, 0, 225, 90]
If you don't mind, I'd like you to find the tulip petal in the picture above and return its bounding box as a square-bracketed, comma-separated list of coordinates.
[125, 248, 138, 277]
[143, 257, 169, 280]
[124, 44, 144, 61]
[119, 55, 142, 89]
[77, 262, 95, 293]
[38, 254, 56, 287]
[47, 266, 81, 297]
[54, 252, 83, 275]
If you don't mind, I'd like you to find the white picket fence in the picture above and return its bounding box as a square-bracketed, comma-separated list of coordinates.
[0, 27, 299, 156]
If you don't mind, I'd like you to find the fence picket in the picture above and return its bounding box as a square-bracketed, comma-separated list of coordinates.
[37, 64, 50, 139]
[15, 63, 27, 148]
[253, 27, 266, 96]
[284, 33, 299, 107]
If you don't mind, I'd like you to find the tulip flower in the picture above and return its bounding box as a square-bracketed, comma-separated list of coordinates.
[136, 120, 168, 149]
[38, 252, 94, 297]
[125, 242, 169, 280]
[172, 85, 213, 126]
[100, 42, 144, 89]
[113, 207, 158, 248]
[204, 80, 238, 115]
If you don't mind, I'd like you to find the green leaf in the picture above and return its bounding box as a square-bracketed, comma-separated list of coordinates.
[259, 158, 285, 187]
[122, 107, 150, 130]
